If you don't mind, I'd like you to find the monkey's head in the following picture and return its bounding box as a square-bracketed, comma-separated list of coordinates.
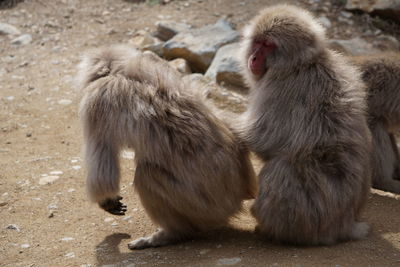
[241, 4, 326, 82]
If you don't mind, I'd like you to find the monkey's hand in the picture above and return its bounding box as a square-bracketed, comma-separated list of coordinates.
[99, 196, 127, 216]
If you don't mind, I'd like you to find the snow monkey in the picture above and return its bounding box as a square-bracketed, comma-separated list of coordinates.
[352, 53, 400, 194]
[77, 45, 257, 249]
[240, 5, 371, 245]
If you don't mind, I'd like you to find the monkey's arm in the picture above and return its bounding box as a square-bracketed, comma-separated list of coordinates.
[99, 196, 127, 216]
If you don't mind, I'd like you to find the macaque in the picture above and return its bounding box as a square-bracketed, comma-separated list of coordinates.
[352, 53, 400, 194]
[77, 45, 257, 249]
[240, 5, 371, 245]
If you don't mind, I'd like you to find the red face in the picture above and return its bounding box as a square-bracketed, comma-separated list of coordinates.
[248, 39, 276, 77]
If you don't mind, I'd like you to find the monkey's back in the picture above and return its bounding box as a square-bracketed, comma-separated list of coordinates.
[80, 46, 256, 231]
[249, 51, 371, 245]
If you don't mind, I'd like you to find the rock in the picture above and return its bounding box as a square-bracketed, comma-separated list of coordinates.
[48, 203, 58, 210]
[61, 237, 75, 242]
[163, 19, 240, 73]
[11, 34, 32, 45]
[39, 175, 60, 185]
[183, 74, 247, 113]
[128, 30, 164, 56]
[345, 0, 400, 23]
[217, 258, 242, 265]
[65, 252, 75, 258]
[6, 224, 20, 231]
[318, 16, 332, 28]
[21, 244, 30, 249]
[58, 99, 72, 105]
[104, 217, 114, 223]
[205, 43, 246, 89]
[49, 170, 63, 175]
[328, 37, 380, 55]
[0, 22, 21, 35]
[155, 20, 192, 41]
[123, 215, 133, 221]
[168, 58, 191, 74]
[72, 165, 81, 170]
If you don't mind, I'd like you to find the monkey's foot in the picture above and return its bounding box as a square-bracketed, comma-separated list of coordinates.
[99, 196, 127, 216]
[128, 229, 181, 250]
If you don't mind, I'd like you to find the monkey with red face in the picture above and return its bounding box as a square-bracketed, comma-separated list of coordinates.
[240, 5, 371, 245]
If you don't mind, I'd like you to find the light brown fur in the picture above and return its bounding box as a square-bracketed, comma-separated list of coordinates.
[240, 5, 371, 245]
[77, 45, 257, 249]
[352, 53, 400, 194]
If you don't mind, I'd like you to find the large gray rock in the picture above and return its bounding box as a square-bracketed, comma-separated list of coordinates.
[163, 19, 240, 73]
[345, 0, 400, 23]
[328, 37, 380, 55]
[205, 43, 246, 89]
[155, 20, 192, 41]
[0, 22, 20, 35]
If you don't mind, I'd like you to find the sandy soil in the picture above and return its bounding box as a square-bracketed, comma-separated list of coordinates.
[1, 0, 399, 266]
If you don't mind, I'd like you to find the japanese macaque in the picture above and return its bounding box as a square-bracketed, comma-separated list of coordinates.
[77, 45, 257, 249]
[240, 5, 371, 245]
[352, 53, 400, 194]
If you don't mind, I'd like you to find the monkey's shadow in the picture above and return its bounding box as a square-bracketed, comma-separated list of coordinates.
[95, 227, 257, 266]
[95, 193, 400, 266]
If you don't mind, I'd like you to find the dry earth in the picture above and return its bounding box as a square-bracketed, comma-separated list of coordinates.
[0, 0, 399, 266]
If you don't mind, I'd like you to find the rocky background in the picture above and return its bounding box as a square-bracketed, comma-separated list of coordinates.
[0, 0, 399, 266]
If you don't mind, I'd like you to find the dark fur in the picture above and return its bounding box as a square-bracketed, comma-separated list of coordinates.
[353, 53, 400, 194]
[78, 46, 257, 249]
[240, 5, 371, 245]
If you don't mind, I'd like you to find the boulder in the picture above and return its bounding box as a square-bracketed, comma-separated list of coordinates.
[163, 19, 240, 73]
[155, 20, 192, 41]
[205, 43, 246, 89]
[345, 0, 400, 23]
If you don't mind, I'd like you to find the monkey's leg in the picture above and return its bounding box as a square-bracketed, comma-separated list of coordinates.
[85, 139, 126, 215]
[371, 125, 400, 193]
[129, 162, 195, 249]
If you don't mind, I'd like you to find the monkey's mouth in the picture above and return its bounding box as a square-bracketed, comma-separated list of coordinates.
[248, 40, 276, 76]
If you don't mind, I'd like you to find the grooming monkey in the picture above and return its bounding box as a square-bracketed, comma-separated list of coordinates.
[352, 53, 400, 194]
[240, 5, 371, 245]
[77, 45, 257, 249]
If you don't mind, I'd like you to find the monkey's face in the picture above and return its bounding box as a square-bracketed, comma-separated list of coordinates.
[248, 39, 277, 77]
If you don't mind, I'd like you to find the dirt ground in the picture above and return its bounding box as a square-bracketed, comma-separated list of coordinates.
[1, 0, 399, 266]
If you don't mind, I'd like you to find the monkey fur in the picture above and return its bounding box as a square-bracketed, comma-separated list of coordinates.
[77, 45, 257, 249]
[352, 53, 400, 194]
[240, 5, 371, 245]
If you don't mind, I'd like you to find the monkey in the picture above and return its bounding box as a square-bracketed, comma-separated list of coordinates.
[239, 5, 371, 245]
[77, 45, 257, 249]
[351, 53, 400, 194]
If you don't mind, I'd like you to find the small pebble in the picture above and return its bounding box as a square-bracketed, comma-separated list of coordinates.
[104, 217, 114, 223]
[65, 252, 75, 258]
[58, 99, 72, 106]
[39, 175, 59, 185]
[61, 237, 75, 242]
[6, 224, 20, 231]
[21, 244, 30, 249]
[72, 165, 81, 170]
